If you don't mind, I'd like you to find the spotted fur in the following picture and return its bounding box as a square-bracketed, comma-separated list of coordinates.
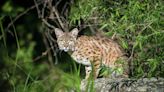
[55, 28, 129, 79]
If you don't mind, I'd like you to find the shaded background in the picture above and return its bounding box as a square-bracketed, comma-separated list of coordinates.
[0, 0, 164, 92]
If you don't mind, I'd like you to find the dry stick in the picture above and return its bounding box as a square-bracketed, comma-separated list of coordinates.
[41, 0, 59, 64]
[33, 24, 54, 65]
[45, 0, 65, 30]
[42, 19, 56, 29]
[41, 0, 55, 28]
[33, 0, 42, 18]
[61, 2, 69, 17]
[46, 30, 58, 64]
[47, 30, 56, 42]
[127, 22, 153, 61]
[88, 23, 96, 35]
[41, 1, 47, 19]
[46, 30, 56, 55]
[47, 0, 54, 19]
[47, 0, 53, 9]
[88, 16, 102, 34]
[111, 32, 116, 39]
[128, 46, 134, 62]
[127, 22, 152, 59]
[55, 0, 62, 7]
[42, 28, 54, 67]
[33, 46, 52, 61]
[42, 0, 53, 19]
[33, 0, 40, 18]
[42, 19, 59, 64]
[52, 7, 65, 30]
[7, 1, 43, 30]
[6, 5, 35, 36]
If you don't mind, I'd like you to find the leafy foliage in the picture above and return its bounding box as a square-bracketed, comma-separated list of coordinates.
[0, 0, 163, 92]
[69, 0, 164, 78]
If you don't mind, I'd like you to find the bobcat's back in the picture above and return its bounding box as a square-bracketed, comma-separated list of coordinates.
[72, 36, 126, 68]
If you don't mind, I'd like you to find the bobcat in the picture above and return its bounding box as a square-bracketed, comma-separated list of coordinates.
[54, 28, 129, 79]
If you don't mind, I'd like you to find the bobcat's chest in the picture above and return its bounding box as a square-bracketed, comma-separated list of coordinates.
[71, 55, 91, 66]
[71, 39, 92, 66]
[71, 50, 91, 66]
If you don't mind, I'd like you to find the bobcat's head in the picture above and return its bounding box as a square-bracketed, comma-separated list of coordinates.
[54, 28, 79, 52]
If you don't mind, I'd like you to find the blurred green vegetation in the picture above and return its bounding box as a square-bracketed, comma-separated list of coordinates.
[0, 0, 164, 92]
[69, 0, 164, 78]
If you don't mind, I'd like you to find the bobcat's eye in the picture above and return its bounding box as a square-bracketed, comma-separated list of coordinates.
[59, 41, 64, 45]
[69, 41, 74, 45]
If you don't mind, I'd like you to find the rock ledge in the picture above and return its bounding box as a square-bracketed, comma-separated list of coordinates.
[81, 78, 164, 92]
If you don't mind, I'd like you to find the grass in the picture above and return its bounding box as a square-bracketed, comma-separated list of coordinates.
[0, 0, 164, 92]
[69, 0, 164, 78]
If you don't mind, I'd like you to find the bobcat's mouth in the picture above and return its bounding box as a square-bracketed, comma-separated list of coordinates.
[62, 46, 75, 52]
[63, 49, 69, 52]
[63, 47, 69, 52]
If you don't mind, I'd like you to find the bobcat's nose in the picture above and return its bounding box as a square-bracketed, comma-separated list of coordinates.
[63, 47, 69, 52]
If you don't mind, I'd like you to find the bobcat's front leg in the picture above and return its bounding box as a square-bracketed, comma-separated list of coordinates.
[93, 61, 101, 79]
[85, 66, 92, 79]
[85, 62, 101, 79]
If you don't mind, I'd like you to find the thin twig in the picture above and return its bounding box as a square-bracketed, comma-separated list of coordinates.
[54, 0, 62, 8]
[42, 19, 56, 29]
[52, 7, 65, 29]
[111, 32, 117, 39]
[88, 23, 96, 34]
[33, 0, 41, 18]
[41, 0, 48, 18]
[61, 2, 69, 17]
[33, 46, 52, 61]
[42, 27, 54, 67]
[7, 1, 43, 30]
[46, 31, 56, 56]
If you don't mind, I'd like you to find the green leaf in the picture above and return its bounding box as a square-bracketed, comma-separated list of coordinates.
[2, 1, 13, 13]
[121, 39, 128, 49]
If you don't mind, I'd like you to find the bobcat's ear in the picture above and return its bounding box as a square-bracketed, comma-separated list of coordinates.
[54, 28, 64, 38]
[70, 28, 79, 38]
